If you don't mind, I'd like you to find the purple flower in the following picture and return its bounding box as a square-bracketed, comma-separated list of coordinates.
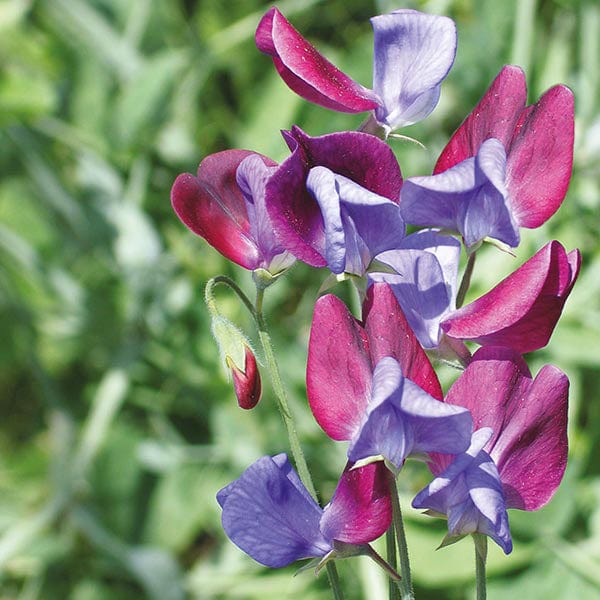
[256, 8, 457, 133]
[401, 66, 575, 248]
[171, 151, 294, 273]
[307, 283, 471, 468]
[265, 127, 403, 272]
[413, 346, 570, 552]
[217, 454, 391, 568]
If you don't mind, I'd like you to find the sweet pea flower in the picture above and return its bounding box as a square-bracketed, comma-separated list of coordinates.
[256, 8, 457, 133]
[171, 151, 294, 273]
[413, 346, 570, 553]
[442, 241, 581, 354]
[217, 454, 391, 568]
[265, 127, 403, 273]
[307, 283, 472, 468]
[401, 66, 575, 249]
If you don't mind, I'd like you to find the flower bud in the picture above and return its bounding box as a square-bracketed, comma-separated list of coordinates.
[211, 315, 261, 409]
[227, 345, 262, 409]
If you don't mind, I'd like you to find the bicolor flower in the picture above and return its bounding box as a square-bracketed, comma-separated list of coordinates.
[307, 283, 472, 468]
[441, 241, 580, 354]
[171, 151, 294, 273]
[265, 127, 403, 273]
[256, 8, 457, 133]
[217, 454, 391, 568]
[401, 65, 575, 248]
[413, 346, 570, 552]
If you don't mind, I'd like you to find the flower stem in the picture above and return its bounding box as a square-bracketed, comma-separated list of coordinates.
[388, 473, 414, 600]
[474, 534, 488, 600]
[456, 251, 477, 309]
[254, 286, 345, 599]
[254, 287, 316, 498]
[386, 527, 401, 600]
[205, 275, 256, 319]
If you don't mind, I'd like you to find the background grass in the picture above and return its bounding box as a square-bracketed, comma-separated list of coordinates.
[1, 0, 599, 598]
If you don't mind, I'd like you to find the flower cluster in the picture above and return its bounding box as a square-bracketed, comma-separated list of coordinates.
[171, 4, 578, 588]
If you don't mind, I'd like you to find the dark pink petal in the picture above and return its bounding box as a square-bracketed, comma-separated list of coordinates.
[363, 283, 443, 400]
[230, 346, 262, 410]
[506, 85, 575, 228]
[441, 241, 581, 353]
[266, 127, 402, 267]
[320, 461, 392, 544]
[256, 8, 379, 114]
[171, 150, 261, 269]
[445, 347, 569, 511]
[434, 66, 527, 174]
[493, 363, 569, 510]
[307, 294, 372, 440]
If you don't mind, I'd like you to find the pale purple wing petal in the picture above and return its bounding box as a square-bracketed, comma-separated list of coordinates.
[307, 167, 405, 274]
[507, 85, 575, 228]
[434, 65, 527, 173]
[217, 454, 330, 567]
[256, 7, 380, 113]
[371, 10, 457, 130]
[320, 461, 392, 544]
[307, 294, 372, 441]
[371, 248, 455, 349]
[236, 154, 294, 270]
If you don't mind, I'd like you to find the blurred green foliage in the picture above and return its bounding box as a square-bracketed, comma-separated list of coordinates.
[1, 0, 599, 598]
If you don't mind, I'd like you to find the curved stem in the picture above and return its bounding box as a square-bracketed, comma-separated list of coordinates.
[474, 534, 488, 600]
[205, 275, 256, 319]
[388, 473, 414, 600]
[456, 251, 477, 309]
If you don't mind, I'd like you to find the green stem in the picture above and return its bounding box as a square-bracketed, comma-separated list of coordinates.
[254, 286, 344, 600]
[386, 527, 401, 600]
[388, 473, 414, 600]
[456, 251, 477, 309]
[205, 275, 256, 319]
[255, 287, 316, 498]
[474, 534, 488, 600]
[326, 562, 344, 600]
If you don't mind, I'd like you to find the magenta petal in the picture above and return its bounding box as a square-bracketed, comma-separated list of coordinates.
[307, 294, 372, 440]
[320, 461, 391, 544]
[171, 151, 261, 270]
[506, 85, 575, 228]
[256, 8, 379, 113]
[441, 241, 581, 353]
[266, 127, 402, 267]
[434, 66, 527, 174]
[363, 283, 443, 400]
[493, 363, 569, 510]
[445, 347, 569, 511]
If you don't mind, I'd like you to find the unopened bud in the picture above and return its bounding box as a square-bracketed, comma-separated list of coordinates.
[227, 345, 262, 409]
